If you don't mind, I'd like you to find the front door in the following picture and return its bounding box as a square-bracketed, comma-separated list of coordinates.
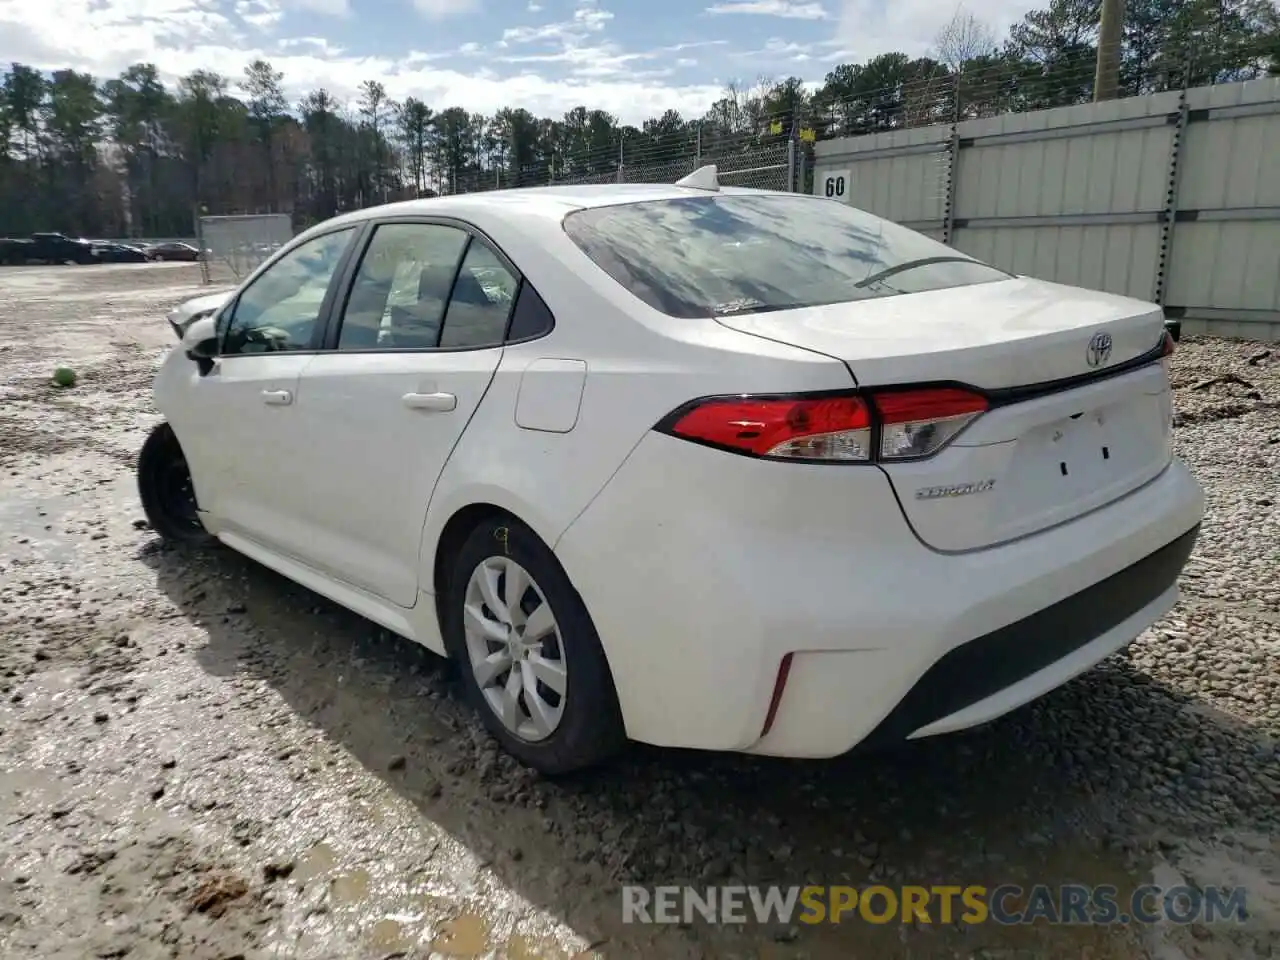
[193, 225, 360, 557]
[290, 220, 520, 606]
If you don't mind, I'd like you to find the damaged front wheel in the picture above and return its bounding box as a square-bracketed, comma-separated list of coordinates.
[137, 422, 213, 546]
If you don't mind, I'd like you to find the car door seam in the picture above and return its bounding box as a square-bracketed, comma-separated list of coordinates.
[411, 351, 506, 590]
[550, 418, 655, 554]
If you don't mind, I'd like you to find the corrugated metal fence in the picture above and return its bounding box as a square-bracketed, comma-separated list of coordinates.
[813, 78, 1280, 342]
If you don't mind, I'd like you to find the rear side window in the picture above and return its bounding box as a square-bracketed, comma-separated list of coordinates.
[506, 281, 555, 341]
[438, 240, 519, 349]
[562, 194, 1012, 319]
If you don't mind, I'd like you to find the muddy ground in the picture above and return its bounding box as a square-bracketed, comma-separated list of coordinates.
[0, 262, 1277, 960]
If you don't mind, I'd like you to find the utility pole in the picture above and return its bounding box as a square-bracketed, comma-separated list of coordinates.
[1094, 0, 1125, 101]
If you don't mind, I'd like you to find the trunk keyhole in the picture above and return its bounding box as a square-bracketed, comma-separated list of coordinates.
[1101, 446, 1110, 460]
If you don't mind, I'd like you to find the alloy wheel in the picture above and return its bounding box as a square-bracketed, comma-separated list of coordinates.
[462, 556, 567, 742]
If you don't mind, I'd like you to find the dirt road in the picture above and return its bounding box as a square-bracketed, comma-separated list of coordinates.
[1, 263, 1277, 960]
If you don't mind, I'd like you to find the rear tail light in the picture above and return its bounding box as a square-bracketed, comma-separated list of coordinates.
[659, 394, 873, 461]
[658, 387, 988, 463]
[872, 388, 988, 460]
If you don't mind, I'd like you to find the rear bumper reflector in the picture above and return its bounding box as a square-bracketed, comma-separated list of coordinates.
[761, 652, 794, 738]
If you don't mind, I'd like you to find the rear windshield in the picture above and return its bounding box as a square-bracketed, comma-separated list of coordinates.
[562, 194, 1012, 319]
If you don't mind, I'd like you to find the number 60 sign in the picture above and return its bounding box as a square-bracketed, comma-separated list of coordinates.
[820, 170, 848, 200]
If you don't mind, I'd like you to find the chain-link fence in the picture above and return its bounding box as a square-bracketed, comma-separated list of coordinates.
[418, 28, 1276, 204]
[442, 131, 797, 197]
[196, 214, 294, 283]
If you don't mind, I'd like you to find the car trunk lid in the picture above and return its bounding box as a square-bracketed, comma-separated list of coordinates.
[714, 277, 1174, 551]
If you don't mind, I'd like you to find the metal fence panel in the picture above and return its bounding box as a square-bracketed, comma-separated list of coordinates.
[810, 77, 1280, 341]
[197, 214, 294, 283]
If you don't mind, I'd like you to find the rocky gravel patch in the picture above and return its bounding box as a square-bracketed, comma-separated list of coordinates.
[1, 266, 1277, 960]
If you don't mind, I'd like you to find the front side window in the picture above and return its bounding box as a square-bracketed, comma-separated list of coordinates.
[562, 195, 1013, 319]
[221, 227, 355, 355]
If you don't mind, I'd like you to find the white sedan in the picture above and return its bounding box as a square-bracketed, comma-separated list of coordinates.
[140, 168, 1204, 774]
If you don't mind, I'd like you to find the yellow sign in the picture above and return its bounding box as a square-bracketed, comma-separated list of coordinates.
[769, 120, 783, 135]
[799, 128, 816, 143]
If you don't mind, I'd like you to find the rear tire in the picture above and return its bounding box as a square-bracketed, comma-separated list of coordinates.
[442, 516, 626, 775]
[137, 422, 213, 546]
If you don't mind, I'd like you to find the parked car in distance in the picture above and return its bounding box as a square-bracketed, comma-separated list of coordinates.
[0, 237, 30, 265]
[145, 241, 202, 262]
[91, 242, 150, 263]
[138, 168, 1205, 776]
[0, 232, 98, 265]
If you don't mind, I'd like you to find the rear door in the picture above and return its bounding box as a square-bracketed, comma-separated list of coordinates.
[288, 219, 521, 606]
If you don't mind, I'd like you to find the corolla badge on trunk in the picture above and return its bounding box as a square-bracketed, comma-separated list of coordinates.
[1086, 331, 1113, 368]
[914, 479, 996, 500]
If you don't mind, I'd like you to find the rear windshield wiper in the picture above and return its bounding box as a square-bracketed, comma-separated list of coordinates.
[853, 256, 984, 290]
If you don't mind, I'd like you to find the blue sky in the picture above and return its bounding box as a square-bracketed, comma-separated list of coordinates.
[0, 0, 1037, 124]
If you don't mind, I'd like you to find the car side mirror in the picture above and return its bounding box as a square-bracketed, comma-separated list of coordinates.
[182, 315, 220, 376]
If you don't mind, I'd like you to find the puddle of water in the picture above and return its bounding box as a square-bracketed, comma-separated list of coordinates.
[294, 841, 338, 882]
[505, 933, 570, 960]
[367, 917, 419, 953]
[294, 843, 374, 907]
[430, 912, 490, 958]
[330, 868, 371, 905]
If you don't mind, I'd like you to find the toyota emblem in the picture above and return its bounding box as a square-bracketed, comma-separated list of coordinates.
[1086, 332, 1113, 368]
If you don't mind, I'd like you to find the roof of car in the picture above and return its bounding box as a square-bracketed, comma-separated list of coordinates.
[321, 183, 781, 227]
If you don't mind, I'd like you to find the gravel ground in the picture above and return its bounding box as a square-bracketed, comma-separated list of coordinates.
[0, 263, 1277, 960]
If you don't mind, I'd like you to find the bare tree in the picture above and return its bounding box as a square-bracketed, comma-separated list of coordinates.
[934, 5, 997, 71]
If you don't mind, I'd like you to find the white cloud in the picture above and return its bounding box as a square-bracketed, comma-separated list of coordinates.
[290, 0, 351, 16]
[277, 35, 346, 55]
[0, 0, 723, 124]
[411, 0, 481, 17]
[235, 0, 284, 28]
[497, 0, 629, 81]
[734, 37, 811, 61]
[527, 0, 543, 9]
[834, 0, 1036, 62]
[705, 0, 829, 19]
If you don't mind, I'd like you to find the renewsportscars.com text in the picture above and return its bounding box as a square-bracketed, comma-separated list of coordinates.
[622, 884, 1248, 926]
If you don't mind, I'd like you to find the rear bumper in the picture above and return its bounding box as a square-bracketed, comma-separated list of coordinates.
[554, 433, 1204, 757]
[855, 522, 1198, 751]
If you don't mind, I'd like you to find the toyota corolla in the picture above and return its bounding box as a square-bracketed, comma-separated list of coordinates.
[139, 170, 1204, 774]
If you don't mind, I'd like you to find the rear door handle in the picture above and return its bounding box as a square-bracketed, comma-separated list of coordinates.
[402, 391, 457, 412]
[261, 389, 293, 406]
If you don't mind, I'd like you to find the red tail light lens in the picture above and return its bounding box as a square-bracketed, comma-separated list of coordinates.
[660, 387, 988, 463]
[664, 395, 873, 461]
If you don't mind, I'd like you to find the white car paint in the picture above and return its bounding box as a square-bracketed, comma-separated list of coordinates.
[152, 180, 1203, 763]
[514, 359, 588, 433]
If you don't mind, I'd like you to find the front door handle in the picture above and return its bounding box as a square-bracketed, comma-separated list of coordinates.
[261, 389, 293, 406]
[402, 391, 457, 412]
